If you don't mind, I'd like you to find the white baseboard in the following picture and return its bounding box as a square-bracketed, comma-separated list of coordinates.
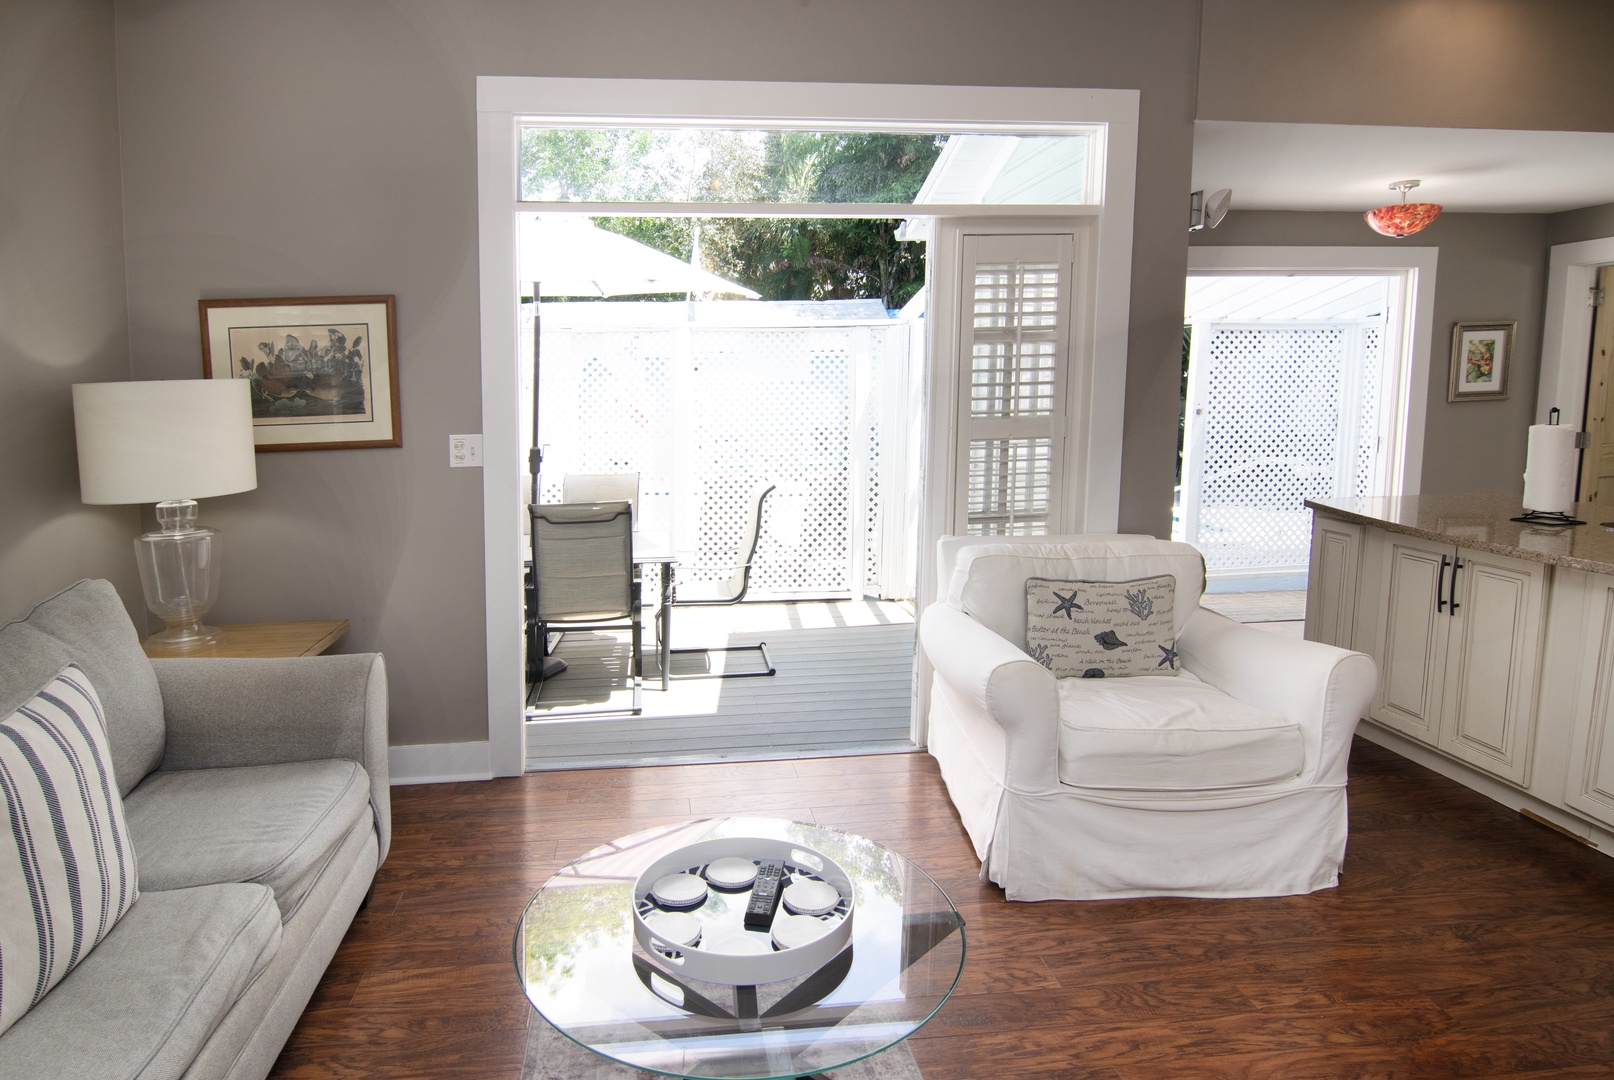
[388, 740, 493, 785]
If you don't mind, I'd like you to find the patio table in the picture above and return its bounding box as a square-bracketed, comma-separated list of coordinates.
[634, 531, 676, 691]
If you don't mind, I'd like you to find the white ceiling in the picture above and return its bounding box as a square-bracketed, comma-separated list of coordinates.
[1192, 121, 1614, 215]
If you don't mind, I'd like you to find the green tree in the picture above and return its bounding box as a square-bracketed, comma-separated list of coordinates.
[519, 127, 942, 308]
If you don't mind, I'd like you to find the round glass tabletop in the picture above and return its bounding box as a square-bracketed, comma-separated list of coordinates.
[514, 817, 965, 1080]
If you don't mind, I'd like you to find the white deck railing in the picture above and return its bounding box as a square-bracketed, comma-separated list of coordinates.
[524, 300, 918, 600]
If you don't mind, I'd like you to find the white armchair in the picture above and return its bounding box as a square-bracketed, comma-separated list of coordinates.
[919, 535, 1377, 901]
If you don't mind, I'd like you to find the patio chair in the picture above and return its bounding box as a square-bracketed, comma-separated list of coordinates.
[667, 482, 777, 679]
[530, 500, 642, 714]
[563, 472, 640, 522]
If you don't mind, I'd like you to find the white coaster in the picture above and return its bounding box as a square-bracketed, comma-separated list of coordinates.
[643, 910, 702, 948]
[704, 857, 758, 890]
[771, 913, 832, 951]
[702, 929, 772, 955]
[781, 878, 841, 917]
[649, 872, 709, 910]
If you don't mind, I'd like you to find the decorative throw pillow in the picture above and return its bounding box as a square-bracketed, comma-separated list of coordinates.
[0, 664, 139, 1036]
[1025, 575, 1180, 678]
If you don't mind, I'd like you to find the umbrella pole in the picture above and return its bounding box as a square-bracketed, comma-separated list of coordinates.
[528, 284, 568, 683]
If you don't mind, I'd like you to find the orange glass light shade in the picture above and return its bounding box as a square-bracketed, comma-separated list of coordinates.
[1364, 202, 1443, 238]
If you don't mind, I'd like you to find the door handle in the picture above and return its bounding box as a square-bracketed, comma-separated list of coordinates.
[1449, 557, 1463, 616]
[1436, 555, 1449, 613]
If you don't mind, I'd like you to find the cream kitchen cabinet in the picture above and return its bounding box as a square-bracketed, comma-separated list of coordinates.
[1303, 514, 1361, 651]
[1361, 529, 1546, 786]
[1563, 574, 1614, 830]
[1305, 495, 1614, 858]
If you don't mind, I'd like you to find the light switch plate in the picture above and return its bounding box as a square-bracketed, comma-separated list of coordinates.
[449, 434, 483, 468]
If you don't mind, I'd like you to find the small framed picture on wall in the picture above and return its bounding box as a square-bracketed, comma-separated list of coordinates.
[200, 295, 401, 451]
[1447, 320, 1515, 402]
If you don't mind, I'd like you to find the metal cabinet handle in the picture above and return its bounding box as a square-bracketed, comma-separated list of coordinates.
[1437, 555, 1449, 613]
[1449, 557, 1463, 616]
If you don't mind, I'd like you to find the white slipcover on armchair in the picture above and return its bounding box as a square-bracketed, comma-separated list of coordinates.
[919, 535, 1377, 901]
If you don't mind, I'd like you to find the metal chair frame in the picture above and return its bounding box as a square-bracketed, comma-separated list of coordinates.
[667, 482, 778, 680]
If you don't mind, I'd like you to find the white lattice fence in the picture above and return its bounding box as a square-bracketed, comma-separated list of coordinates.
[1184, 323, 1376, 573]
[529, 327, 676, 533]
[688, 328, 855, 596]
[1354, 324, 1384, 498]
[530, 308, 908, 599]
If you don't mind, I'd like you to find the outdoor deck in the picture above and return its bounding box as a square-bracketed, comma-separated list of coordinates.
[524, 599, 917, 770]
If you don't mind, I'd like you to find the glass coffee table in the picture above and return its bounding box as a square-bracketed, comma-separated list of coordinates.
[514, 817, 965, 1080]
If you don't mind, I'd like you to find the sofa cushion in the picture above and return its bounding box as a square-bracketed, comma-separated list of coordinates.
[0, 664, 141, 1038]
[947, 538, 1206, 651]
[1057, 673, 1304, 791]
[123, 759, 370, 922]
[1026, 575, 1180, 678]
[0, 580, 164, 797]
[0, 882, 280, 1080]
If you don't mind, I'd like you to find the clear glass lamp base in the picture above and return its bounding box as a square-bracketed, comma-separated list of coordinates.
[135, 500, 225, 649]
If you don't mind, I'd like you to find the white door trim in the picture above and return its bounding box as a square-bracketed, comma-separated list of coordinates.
[1186, 246, 1438, 500]
[1539, 236, 1614, 427]
[478, 77, 1139, 773]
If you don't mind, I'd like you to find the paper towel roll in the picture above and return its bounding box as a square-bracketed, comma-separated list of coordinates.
[1522, 424, 1579, 514]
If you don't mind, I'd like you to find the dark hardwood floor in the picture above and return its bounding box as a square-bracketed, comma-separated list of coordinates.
[270, 738, 1614, 1079]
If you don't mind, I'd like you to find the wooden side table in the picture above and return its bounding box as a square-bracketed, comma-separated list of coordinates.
[141, 620, 349, 659]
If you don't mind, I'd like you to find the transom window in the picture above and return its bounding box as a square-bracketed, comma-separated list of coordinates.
[517, 127, 1101, 207]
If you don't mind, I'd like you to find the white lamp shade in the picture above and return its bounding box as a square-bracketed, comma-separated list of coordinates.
[73, 380, 258, 505]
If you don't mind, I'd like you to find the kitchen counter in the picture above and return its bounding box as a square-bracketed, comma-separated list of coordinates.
[1306, 493, 1614, 856]
[1306, 494, 1614, 575]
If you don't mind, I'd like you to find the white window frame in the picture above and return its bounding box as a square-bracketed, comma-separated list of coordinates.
[477, 77, 1139, 775]
[1186, 247, 1439, 502]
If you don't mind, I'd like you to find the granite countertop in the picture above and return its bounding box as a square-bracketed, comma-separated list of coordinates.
[1306, 494, 1614, 574]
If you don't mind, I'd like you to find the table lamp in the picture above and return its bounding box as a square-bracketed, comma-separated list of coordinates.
[72, 379, 258, 647]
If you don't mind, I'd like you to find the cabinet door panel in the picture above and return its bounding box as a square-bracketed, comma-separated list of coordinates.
[1370, 536, 1448, 744]
[1439, 553, 1545, 785]
[1305, 516, 1361, 650]
[1566, 580, 1614, 828]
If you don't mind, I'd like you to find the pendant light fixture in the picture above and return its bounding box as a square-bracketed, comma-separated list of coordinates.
[1365, 179, 1442, 238]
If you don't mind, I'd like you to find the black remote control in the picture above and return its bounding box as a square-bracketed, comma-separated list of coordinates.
[743, 858, 786, 929]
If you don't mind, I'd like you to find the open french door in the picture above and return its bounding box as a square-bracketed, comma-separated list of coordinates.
[928, 221, 1087, 540]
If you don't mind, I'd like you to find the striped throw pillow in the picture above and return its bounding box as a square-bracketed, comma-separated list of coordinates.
[0, 664, 139, 1035]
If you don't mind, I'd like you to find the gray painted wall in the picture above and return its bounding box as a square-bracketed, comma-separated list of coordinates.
[1191, 211, 1551, 497]
[7, 0, 1612, 751]
[1551, 202, 1614, 248]
[0, 1, 141, 623]
[109, 0, 1200, 747]
[1198, 0, 1614, 131]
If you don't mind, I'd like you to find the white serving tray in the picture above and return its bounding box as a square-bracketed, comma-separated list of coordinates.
[632, 836, 854, 985]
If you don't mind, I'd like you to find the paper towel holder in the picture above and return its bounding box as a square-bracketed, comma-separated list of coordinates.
[1512, 407, 1586, 526]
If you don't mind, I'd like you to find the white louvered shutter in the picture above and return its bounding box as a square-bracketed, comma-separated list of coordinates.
[956, 234, 1075, 535]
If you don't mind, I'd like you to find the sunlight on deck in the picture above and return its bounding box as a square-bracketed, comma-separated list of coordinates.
[525, 599, 917, 770]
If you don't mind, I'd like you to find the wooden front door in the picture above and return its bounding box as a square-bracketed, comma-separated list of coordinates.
[1579, 265, 1614, 505]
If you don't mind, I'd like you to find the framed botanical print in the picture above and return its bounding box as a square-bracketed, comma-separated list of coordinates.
[200, 295, 401, 450]
[1448, 320, 1515, 402]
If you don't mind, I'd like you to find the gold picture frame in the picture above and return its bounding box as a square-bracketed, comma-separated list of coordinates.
[200, 295, 401, 451]
[1447, 320, 1515, 402]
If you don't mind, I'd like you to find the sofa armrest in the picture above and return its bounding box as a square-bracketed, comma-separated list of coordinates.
[151, 653, 391, 865]
[1175, 608, 1377, 786]
[919, 602, 1060, 789]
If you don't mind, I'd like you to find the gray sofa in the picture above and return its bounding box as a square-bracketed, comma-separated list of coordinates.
[0, 579, 390, 1080]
